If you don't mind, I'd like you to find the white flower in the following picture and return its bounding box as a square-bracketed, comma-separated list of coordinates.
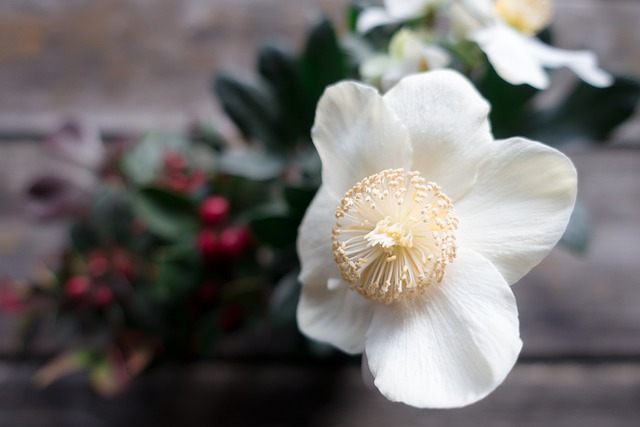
[361, 29, 451, 91]
[453, 0, 612, 89]
[296, 70, 577, 408]
[357, 0, 446, 33]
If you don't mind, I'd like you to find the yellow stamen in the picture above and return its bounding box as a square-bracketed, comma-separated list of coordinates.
[495, 0, 553, 35]
[332, 169, 458, 304]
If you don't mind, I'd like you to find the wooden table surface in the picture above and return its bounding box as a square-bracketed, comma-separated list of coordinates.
[1, 0, 639, 426]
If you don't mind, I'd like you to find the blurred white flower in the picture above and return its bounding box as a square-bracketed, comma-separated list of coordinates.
[25, 121, 105, 220]
[296, 70, 577, 408]
[357, 0, 446, 33]
[452, 0, 612, 89]
[360, 29, 451, 91]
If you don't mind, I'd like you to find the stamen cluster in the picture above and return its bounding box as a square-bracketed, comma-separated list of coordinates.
[332, 169, 458, 304]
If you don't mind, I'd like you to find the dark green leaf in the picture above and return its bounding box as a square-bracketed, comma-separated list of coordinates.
[258, 45, 306, 143]
[189, 122, 226, 152]
[478, 65, 539, 138]
[250, 215, 299, 248]
[92, 187, 134, 246]
[216, 150, 285, 181]
[132, 187, 198, 241]
[213, 74, 283, 151]
[284, 185, 317, 220]
[299, 18, 348, 129]
[269, 270, 301, 326]
[214, 174, 274, 214]
[519, 75, 640, 146]
[69, 220, 100, 253]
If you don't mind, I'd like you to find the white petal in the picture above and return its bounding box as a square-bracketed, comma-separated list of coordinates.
[296, 186, 374, 354]
[365, 249, 522, 408]
[383, 70, 492, 201]
[356, 7, 399, 33]
[297, 279, 373, 354]
[312, 81, 412, 200]
[385, 0, 434, 20]
[457, 0, 497, 23]
[456, 137, 577, 285]
[523, 37, 613, 88]
[297, 186, 340, 286]
[470, 25, 550, 89]
[381, 58, 421, 91]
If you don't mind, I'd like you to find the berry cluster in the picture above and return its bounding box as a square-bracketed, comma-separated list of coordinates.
[197, 196, 252, 262]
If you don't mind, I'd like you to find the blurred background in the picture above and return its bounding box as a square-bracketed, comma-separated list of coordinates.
[0, 0, 639, 425]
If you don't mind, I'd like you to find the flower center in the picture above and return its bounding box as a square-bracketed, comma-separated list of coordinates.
[494, 0, 553, 35]
[332, 169, 458, 304]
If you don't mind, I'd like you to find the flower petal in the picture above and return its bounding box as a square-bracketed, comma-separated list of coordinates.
[523, 36, 613, 88]
[297, 186, 339, 286]
[385, 0, 434, 20]
[296, 186, 373, 354]
[383, 70, 492, 201]
[356, 7, 399, 33]
[312, 81, 412, 200]
[470, 25, 550, 89]
[456, 137, 577, 285]
[365, 249, 521, 408]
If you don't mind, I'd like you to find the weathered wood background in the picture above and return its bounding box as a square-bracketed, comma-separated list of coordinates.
[1, 0, 639, 426]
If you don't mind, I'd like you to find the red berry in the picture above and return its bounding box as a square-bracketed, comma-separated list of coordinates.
[93, 286, 114, 307]
[65, 276, 90, 299]
[199, 196, 230, 226]
[197, 229, 220, 260]
[88, 251, 109, 277]
[219, 226, 251, 259]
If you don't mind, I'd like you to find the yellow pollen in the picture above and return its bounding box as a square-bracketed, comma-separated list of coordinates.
[332, 169, 458, 304]
[495, 0, 553, 35]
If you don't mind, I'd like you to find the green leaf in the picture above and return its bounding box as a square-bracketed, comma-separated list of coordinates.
[151, 259, 200, 302]
[189, 122, 226, 152]
[258, 45, 306, 143]
[284, 185, 317, 220]
[299, 18, 348, 129]
[214, 174, 274, 214]
[69, 220, 100, 253]
[121, 131, 190, 186]
[213, 74, 283, 151]
[560, 199, 590, 254]
[477, 65, 539, 138]
[92, 187, 134, 246]
[518, 75, 640, 146]
[250, 215, 299, 248]
[269, 270, 301, 326]
[216, 150, 285, 181]
[132, 187, 198, 241]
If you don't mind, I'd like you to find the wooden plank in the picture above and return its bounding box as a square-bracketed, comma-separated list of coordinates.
[0, 362, 638, 426]
[0, 0, 638, 137]
[0, 0, 352, 135]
